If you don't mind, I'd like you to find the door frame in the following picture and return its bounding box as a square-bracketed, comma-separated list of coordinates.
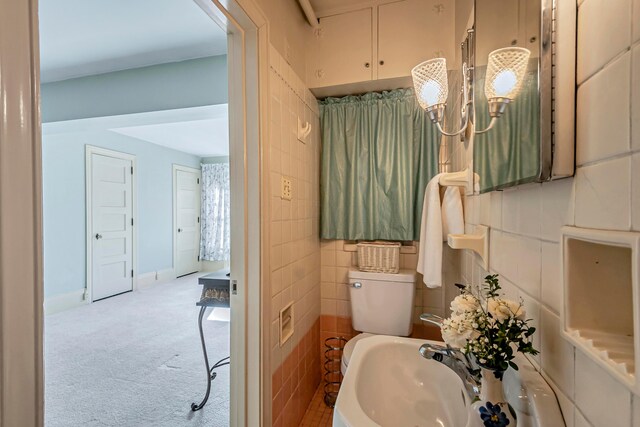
[85, 145, 137, 303]
[194, 0, 269, 424]
[172, 164, 202, 277]
[0, 0, 269, 424]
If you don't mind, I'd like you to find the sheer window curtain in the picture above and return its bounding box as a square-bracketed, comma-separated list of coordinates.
[200, 163, 230, 261]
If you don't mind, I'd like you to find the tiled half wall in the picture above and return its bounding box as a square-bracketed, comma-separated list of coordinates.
[268, 44, 322, 427]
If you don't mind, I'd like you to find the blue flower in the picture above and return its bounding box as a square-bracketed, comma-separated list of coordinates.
[479, 402, 510, 427]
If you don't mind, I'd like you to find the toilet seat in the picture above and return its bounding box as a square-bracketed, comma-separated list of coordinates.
[341, 333, 374, 375]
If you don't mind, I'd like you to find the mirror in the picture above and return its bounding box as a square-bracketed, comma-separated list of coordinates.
[472, 0, 554, 193]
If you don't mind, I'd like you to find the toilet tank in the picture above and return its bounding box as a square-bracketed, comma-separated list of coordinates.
[348, 269, 416, 336]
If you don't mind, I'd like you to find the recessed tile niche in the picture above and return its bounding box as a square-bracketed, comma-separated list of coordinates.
[561, 226, 640, 392]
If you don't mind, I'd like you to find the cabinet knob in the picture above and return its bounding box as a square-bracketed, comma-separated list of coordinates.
[364, 62, 370, 68]
[379, 60, 384, 66]
[315, 69, 324, 79]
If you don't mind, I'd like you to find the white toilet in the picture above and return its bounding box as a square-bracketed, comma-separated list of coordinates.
[341, 268, 416, 375]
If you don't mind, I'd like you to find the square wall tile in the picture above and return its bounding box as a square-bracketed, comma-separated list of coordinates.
[577, 0, 631, 83]
[574, 409, 590, 427]
[633, 393, 640, 427]
[541, 179, 575, 242]
[633, 46, 640, 151]
[516, 237, 541, 299]
[634, 0, 640, 43]
[519, 293, 541, 365]
[517, 184, 542, 238]
[576, 52, 631, 165]
[634, 154, 640, 231]
[575, 157, 631, 230]
[541, 242, 562, 314]
[502, 188, 519, 233]
[490, 191, 503, 229]
[575, 351, 631, 427]
[552, 384, 575, 427]
[540, 307, 575, 398]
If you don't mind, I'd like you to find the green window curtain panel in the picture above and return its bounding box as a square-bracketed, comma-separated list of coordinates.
[473, 65, 540, 193]
[319, 88, 439, 241]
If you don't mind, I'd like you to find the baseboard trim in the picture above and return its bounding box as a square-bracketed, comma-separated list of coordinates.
[137, 268, 176, 289]
[44, 289, 86, 315]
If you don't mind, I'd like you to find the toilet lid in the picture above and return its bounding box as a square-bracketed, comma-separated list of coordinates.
[342, 333, 374, 367]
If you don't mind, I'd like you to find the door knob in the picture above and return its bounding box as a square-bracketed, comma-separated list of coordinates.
[95, 233, 102, 240]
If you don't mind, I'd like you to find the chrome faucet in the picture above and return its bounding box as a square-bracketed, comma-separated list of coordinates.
[418, 313, 481, 400]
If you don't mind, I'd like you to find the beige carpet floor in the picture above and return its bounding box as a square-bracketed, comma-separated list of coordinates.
[45, 273, 230, 427]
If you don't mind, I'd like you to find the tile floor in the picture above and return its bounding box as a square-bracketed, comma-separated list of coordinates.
[299, 385, 334, 426]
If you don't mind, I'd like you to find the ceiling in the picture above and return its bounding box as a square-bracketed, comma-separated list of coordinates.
[39, 0, 228, 82]
[110, 116, 229, 158]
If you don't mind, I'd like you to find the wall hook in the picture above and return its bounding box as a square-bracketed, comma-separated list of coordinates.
[297, 118, 312, 143]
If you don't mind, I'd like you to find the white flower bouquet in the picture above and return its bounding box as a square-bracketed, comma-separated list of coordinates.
[441, 274, 538, 372]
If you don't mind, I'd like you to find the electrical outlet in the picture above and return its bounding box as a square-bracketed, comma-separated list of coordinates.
[281, 176, 292, 200]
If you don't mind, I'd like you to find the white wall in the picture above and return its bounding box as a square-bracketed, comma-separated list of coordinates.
[41, 55, 228, 123]
[460, 1, 640, 425]
[42, 130, 201, 299]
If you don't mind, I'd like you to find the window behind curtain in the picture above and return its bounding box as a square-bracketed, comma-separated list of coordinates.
[319, 88, 440, 241]
[200, 163, 230, 261]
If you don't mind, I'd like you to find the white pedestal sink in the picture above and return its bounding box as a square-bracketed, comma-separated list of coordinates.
[333, 335, 565, 427]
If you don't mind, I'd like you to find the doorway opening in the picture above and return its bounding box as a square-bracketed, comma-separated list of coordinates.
[37, 0, 253, 424]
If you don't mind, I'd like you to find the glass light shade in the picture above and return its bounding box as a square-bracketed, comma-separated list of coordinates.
[484, 47, 531, 100]
[411, 58, 448, 110]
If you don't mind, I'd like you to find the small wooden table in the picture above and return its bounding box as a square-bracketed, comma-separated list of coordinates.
[191, 270, 231, 412]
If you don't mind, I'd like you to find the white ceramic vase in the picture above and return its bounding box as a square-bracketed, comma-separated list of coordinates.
[468, 368, 516, 427]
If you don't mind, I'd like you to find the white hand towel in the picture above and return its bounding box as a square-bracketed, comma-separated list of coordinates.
[417, 175, 464, 288]
[417, 174, 444, 288]
[442, 186, 464, 239]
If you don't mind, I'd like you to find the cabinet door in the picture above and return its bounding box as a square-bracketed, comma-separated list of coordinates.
[377, 0, 455, 80]
[307, 8, 373, 88]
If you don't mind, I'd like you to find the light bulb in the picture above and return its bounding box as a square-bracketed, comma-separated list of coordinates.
[420, 80, 442, 108]
[492, 70, 517, 97]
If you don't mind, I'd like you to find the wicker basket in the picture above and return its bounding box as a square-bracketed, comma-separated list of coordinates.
[356, 241, 401, 273]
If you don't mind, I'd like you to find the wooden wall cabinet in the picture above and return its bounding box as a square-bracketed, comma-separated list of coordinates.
[307, 0, 455, 94]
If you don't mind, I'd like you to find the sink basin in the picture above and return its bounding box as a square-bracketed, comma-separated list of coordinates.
[334, 335, 566, 427]
[333, 335, 469, 427]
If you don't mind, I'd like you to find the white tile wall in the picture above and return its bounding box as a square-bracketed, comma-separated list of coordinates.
[268, 44, 321, 374]
[540, 242, 562, 314]
[455, 3, 640, 424]
[633, 153, 640, 231]
[574, 156, 631, 230]
[540, 179, 574, 242]
[576, 0, 631, 83]
[575, 351, 632, 427]
[633, 46, 640, 152]
[634, 0, 640, 44]
[540, 307, 575, 398]
[576, 52, 631, 165]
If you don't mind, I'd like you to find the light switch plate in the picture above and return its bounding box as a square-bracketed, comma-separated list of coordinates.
[281, 176, 292, 200]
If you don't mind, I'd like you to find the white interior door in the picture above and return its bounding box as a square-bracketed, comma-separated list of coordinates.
[91, 152, 134, 301]
[174, 166, 201, 277]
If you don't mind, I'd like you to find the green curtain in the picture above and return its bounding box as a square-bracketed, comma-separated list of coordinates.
[473, 64, 540, 193]
[319, 88, 439, 241]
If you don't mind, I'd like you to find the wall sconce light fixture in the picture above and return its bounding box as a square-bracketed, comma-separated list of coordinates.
[411, 46, 531, 136]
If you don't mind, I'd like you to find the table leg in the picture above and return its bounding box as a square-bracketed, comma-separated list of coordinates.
[191, 306, 231, 412]
[191, 306, 212, 411]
